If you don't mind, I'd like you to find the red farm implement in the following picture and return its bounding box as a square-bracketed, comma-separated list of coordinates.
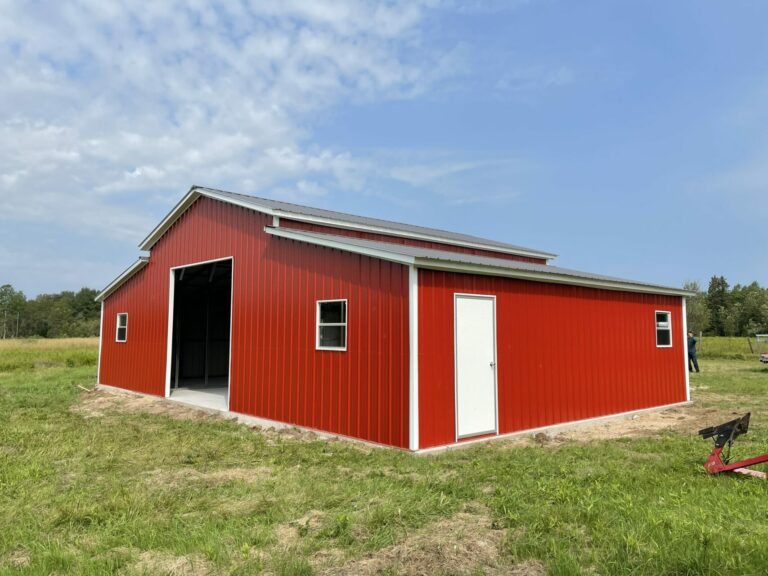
[699, 413, 768, 479]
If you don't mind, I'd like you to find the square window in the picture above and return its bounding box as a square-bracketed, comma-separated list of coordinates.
[317, 300, 347, 351]
[116, 313, 128, 343]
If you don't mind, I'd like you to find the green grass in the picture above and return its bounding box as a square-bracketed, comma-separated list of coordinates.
[1, 341, 768, 574]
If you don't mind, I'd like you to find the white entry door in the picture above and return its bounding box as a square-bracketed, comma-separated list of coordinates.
[455, 295, 497, 439]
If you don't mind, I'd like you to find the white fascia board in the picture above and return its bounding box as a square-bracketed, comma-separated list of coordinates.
[139, 185, 556, 260]
[264, 226, 415, 266]
[95, 257, 150, 302]
[414, 258, 696, 297]
[138, 187, 202, 250]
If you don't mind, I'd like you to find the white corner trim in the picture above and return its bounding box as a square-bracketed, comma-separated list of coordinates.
[97, 302, 104, 385]
[95, 257, 150, 302]
[682, 298, 690, 402]
[272, 215, 280, 227]
[265, 226, 416, 265]
[409, 266, 419, 451]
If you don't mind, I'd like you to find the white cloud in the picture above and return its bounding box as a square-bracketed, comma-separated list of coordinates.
[0, 0, 457, 241]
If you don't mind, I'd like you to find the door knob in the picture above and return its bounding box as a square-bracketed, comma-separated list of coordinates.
[490, 362, 496, 368]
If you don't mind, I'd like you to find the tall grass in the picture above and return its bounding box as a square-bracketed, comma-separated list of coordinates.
[0, 338, 98, 372]
[696, 336, 766, 360]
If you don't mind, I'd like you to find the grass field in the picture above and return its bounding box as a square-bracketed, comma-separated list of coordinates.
[1, 339, 768, 575]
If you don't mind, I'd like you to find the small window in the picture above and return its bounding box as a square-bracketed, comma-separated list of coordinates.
[116, 313, 128, 343]
[317, 300, 347, 351]
[655, 311, 671, 347]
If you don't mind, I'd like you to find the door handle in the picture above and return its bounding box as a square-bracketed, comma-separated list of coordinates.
[490, 362, 496, 368]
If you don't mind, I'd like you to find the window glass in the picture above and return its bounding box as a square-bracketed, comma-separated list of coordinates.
[317, 300, 347, 350]
[655, 311, 671, 347]
[116, 313, 128, 342]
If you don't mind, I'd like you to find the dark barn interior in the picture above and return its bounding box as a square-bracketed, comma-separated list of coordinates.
[170, 260, 232, 391]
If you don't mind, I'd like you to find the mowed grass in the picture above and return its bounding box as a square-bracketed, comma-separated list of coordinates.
[0, 340, 767, 575]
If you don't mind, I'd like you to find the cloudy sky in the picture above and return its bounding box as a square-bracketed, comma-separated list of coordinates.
[2, 0, 767, 296]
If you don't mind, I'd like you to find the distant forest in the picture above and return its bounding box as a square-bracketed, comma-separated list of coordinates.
[0, 285, 100, 338]
[1, 275, 767, 339]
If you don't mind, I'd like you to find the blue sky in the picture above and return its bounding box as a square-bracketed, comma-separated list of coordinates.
[1, 1, 767, 296]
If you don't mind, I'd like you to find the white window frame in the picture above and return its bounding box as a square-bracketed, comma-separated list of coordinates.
[655, 310, 672, 348]
[115, 312, 128, 343]
[316, 299, 347, 351]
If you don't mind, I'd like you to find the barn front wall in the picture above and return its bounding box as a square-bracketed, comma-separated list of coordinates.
[417, 269, 687, 450]
[100, 196, 411, 448]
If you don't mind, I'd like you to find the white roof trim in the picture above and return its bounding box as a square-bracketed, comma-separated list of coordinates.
[139, 186, 556, 260]
[265, 226, 415, 265]
[95, 257, 149, 302]
[266, 228, 694, 297]
[416, 259, 694, 297]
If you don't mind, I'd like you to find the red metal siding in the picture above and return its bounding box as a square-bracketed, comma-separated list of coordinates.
[279, 219, 547, 264]
[100, 197, 410, 448]
[417, 270, 687, 449]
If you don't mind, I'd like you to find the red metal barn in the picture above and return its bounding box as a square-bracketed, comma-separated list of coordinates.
[97, 186, 691, 451]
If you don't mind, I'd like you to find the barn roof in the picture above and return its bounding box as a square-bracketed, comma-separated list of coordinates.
[139, 185, 557, 260]
[265, 227, 694, 297]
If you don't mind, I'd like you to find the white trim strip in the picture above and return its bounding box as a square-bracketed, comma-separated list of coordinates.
[95, 257, 149, 302]
[265, 226, 416, 265]
[417, 259, 694, 297]
[408, 266, 419, 451]
[139, 186, 557, 260]
[683, 298, 690, 402]
[164, 268, 175, 399]
[416, 400, 694, 455]
[97, 302, 104, 385]
[266, 228, 694, 298]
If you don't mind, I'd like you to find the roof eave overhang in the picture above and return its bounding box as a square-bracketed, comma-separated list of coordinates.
[266, 226, 694, 298]
[414, 259, 696, 297]
[265, 226, 415, 265]
[95, 257, 150, 302]
[139, 185, 557, 261]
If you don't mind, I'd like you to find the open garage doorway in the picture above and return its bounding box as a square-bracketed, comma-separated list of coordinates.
[167, 258, 232, 411]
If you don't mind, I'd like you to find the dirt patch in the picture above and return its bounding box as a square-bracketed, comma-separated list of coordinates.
[72, 389, 221, 421]
[275, 510, 327, 547]
[73, 389, 370, 449]
[144, 466, 273, 488]
[125, 550, 214, 576]
[318, 506, 509, 576]
[6, 549, 31, 568]
[501, 400, 747, 447]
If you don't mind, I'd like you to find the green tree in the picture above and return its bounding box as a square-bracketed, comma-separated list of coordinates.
[0, 284, 26, 338]
[706, 276, 730, 336]
[683, 281, 709, 334]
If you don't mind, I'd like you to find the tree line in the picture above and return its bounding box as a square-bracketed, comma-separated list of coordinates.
[0, 284, 100, 338]
[685, 277, 768, 336]
[2, 275, 766, 339]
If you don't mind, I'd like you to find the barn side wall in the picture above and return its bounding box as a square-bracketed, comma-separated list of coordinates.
[100, 197, 410, 448]
[417, 270, 687, 450]
[279, 219, 547, 264]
